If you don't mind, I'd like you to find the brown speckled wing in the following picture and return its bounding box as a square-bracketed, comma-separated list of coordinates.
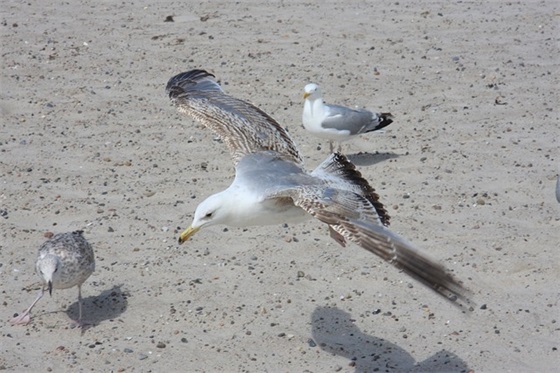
[311, 152, 390, 226]
[166, 69, 303, 166]
[285, 186, 471, 307]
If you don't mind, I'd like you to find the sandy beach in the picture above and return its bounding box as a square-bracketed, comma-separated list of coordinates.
[1, 0, 558, 371]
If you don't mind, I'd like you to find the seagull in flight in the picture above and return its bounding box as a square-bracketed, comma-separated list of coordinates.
[166, 69, 471, 308]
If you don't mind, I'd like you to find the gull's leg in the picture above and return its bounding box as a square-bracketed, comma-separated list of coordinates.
[329, 140, 334, 153]
[10, 288, 45, 326]
[78, 285, 83, 321]
[71, 285, 91, 328]
[337, 142, 343, 153]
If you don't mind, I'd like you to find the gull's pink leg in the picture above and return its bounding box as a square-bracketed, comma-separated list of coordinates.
[10, 288, 45, 326]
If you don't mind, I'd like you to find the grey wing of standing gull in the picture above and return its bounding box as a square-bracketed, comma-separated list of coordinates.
[166, 69, 303, 166]
[321, 104, 393, 134]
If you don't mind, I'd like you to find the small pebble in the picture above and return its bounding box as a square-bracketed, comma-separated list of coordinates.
[156, 342, 166, 348]
[138, 353, 148, 360]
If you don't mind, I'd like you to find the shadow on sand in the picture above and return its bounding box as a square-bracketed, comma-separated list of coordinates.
[65, 284, 128, 332]
[311, 306, 470, 372]
[346, 151, 400, 167]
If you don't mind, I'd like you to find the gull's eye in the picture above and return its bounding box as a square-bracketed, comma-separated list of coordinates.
[54, 267, 58, 273]
[204, 212, 213, 218]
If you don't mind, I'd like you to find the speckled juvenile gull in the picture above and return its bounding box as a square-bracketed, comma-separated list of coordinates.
[10, 231, 95, 326]
[166, 69, 471, 307]
[302, 83, 394, 152]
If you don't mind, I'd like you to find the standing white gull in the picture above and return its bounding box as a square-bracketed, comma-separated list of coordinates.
[10, 231, 95, 327]
[302, 83, 394, 152]
[166, 69, 471, 307]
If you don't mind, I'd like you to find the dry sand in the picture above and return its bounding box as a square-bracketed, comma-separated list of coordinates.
[1, 0, 559, 371]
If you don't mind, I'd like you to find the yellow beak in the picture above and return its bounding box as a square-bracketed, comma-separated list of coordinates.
[178, 225, 200, 244]
[303, 92, 310, 99]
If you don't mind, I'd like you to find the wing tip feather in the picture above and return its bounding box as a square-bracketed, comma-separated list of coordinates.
[166, 69, 218, 99]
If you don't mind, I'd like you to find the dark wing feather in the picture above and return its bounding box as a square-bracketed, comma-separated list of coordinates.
[311, 152, 390, 226]
[166, 69, 303, 165]
[283, 186, 471, 308]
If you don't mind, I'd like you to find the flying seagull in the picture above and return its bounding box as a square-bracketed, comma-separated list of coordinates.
[302, 83, 394, 152]
[166, 69, 470, 307]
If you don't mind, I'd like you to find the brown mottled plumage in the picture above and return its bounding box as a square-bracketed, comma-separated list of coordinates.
[167, 69, 303, 166]
[166, 69, 472, 308]
[10, 231, 95, 326]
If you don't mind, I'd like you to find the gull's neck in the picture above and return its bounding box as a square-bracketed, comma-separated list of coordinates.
[212, 181, 308, 227]
[307, 95, 325, 116]
[303, 95, 328, 133]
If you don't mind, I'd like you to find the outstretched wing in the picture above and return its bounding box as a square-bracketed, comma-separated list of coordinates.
[166, 69, 303, 165]
[311, 152, 390, 227]
[279, 186, 471, 307]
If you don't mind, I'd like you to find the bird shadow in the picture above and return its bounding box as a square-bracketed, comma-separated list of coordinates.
[65, 284, 128, 333]
[346, 151, 400, 167]
[311, 306, 471, 372]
